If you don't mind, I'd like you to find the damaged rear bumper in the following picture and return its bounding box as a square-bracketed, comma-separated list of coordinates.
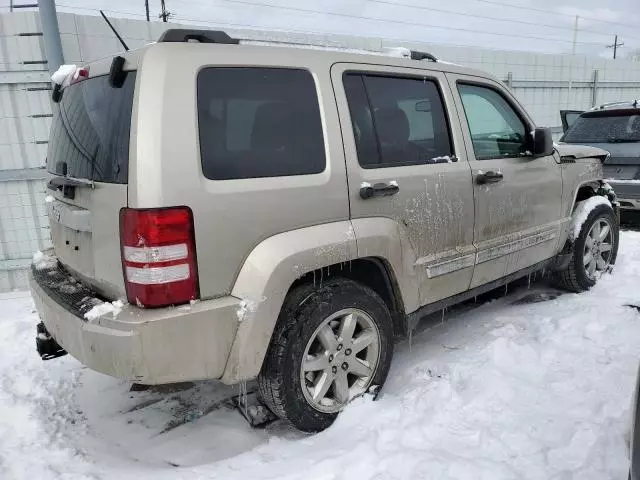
[29, 260, 243, 385]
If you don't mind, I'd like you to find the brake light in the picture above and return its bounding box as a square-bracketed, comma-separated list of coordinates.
[120, 207, 199, 308]
[71, 67, 89, 84]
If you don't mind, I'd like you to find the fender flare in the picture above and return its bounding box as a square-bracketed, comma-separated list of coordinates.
[220, 218, 420, 383]
[221, 221, 357, 383]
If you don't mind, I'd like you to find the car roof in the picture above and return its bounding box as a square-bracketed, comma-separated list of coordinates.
[105, 28, 498, 82]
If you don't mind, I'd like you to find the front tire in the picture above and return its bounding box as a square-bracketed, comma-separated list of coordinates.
[557, 203, 619, 292]
[258, 278, 394, 432]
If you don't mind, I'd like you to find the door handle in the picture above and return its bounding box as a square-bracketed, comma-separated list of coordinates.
[360, 181, 400, 199]
[476, 170, 504, 184]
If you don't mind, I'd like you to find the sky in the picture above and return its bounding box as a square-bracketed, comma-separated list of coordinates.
[2, 0, 640, 58]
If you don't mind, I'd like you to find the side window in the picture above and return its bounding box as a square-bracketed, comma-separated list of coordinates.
[197, 68, 325, 180]
[343, 73, 453, 168]
[457, 83, 529, 160]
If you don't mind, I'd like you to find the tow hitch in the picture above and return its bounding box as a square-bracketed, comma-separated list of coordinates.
[36, 322, 67, 360]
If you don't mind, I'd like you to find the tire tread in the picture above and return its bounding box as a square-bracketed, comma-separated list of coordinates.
[556, 202, 618, 293]
[258, 278, 392, 431]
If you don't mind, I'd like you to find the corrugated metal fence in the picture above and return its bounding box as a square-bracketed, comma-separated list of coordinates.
[0, 12, 51, 291]
[1, 10, 639, 291]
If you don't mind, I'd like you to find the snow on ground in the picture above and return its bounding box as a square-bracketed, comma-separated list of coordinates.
[2, 231, 640, 480]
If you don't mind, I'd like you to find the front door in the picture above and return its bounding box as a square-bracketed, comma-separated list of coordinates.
[447, 74, 563, 288]
[331, 63, 476, 308]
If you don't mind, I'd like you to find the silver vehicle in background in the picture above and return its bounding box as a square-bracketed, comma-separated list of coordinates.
[561, 102, 640, 212]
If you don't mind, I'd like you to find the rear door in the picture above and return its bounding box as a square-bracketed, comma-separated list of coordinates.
[447, 74, 563, 288]
[332, 63, 476, 307]
[45, 69, 136, 299]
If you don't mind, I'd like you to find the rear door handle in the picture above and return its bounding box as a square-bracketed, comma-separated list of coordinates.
[476, 170, 503, 184]
[360, 181, 400, 199]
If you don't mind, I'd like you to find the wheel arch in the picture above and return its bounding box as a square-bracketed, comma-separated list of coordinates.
[220, 221, 409, 384]
[290, 256, 408, 338]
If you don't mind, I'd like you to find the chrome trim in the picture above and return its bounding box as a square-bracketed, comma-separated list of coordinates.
[476, 230, 557, 264]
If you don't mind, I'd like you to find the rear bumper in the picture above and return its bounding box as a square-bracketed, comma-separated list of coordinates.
[608, 180, 640, 210]
[29, 268, 241, 385]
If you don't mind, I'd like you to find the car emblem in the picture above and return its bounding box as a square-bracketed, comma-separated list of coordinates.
[617, 168, 623, 174]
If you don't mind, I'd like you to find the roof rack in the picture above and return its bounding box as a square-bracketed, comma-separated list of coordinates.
[591, 100, 640, 111]
[158, 29, 239, 44]
[156, 28, 437, 62]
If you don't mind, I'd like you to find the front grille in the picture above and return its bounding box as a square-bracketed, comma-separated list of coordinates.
[610, 182, 640, 200]
[31, 262, 104, 320]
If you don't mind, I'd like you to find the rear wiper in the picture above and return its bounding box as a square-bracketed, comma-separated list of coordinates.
[607, 138, 640, 143]
[48, 176, 94, 200]
[48, 176, 94, 189]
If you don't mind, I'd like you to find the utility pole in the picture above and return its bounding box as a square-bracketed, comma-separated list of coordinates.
[145, 0, 150, 21]
[607, 35, 624, 59]
[571, 15, 579, 55]
[159, 0, 171, 22]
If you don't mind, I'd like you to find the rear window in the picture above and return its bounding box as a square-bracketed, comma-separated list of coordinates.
[563, 110, 640, 143]
[197, 68, 326, 180]
[46, 73, 136, 184]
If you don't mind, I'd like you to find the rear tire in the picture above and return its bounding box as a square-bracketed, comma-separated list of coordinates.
[556, 203, 618, 292]
[258, 278, 394, 432]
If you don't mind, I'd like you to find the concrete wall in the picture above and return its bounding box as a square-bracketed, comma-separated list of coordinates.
[1, 10, 639, 291]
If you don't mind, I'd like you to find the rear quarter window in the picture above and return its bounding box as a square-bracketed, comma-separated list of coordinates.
[197, 68, 326, 180]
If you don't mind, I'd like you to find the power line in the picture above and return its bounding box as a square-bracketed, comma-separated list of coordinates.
[172, 13, 629, 59]
[368, 0, 640, 40]
[170, 0, 615, 47]
[476, 0, 640, 31]
[56, 3, 148, 18]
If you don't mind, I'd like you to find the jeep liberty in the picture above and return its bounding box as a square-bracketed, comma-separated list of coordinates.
[31, 29, 619, 432]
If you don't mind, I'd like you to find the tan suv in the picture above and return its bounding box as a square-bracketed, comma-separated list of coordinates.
[31, 29, 619, 432]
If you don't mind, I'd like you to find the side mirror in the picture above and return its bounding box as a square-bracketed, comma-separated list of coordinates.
[532, 127, 554, 157]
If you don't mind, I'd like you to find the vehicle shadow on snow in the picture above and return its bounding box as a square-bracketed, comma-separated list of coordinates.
[72, 276, 567, 469]
[621, 211, 640, 231]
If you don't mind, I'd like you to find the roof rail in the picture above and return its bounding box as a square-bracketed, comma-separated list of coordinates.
[156, 28, 438, 62]
[158, 29, 239, 44]
[410, 50, 438, 62]
[591, 100, 639, 111]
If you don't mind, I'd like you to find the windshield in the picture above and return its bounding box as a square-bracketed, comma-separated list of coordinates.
[46, 72, 136, 183]
[562, 110, 640, 143]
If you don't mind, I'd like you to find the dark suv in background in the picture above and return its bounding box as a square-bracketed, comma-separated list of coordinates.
[561, 102, 640, 214]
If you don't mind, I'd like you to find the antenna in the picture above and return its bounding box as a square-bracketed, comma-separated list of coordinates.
[99, 10, 130, 51]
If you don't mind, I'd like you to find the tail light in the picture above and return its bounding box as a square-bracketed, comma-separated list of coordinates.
[120, 207, 199, 308]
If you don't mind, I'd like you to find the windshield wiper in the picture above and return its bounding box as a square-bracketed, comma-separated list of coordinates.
[47, 176, 94, 200]
[48, 176, 94, 189]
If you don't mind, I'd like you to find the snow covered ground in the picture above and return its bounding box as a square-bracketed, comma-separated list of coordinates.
[2, 231, 640, 480]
